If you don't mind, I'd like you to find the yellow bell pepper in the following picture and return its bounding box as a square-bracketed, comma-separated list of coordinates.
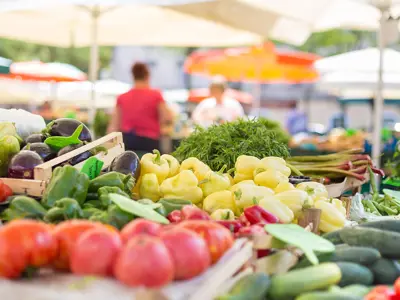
[161, 154, 180, 178]
[233, 184, 274, 210]
[160, 170, 203, 204]
[210, 209, 235, 220]
[139, 173, 161, 202]
[259, 157, 291, 177]
[140, 150, 169, 184]
[315, 198, 346, 233]
[203, 190, 237, 214]
[200, 165, 231, 197]
[132, 176, 141, 199]
[254, 169, 289, 189]
[296, 182, 328, 203]
[258, 196, 294, 223]
[180, 157, 211, 182]
[233, 155, 260, 183]
[274, 181, 295, 194]
[275, 190, 309, 216]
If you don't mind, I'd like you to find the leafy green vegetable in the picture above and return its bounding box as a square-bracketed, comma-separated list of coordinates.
[109, 193, 169, 224]
[265, 224, 335, 265]
[173, 118, 290, 170]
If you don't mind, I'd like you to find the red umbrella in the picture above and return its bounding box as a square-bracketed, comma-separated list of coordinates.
[1, 61, 87, 82]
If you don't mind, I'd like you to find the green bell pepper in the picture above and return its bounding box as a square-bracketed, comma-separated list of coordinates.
[137, 199, 168, 217]
[158, 198, 192, 215]
[41, 165, 89, 208]
[44, 198, 84, 223]
[2, 196, 47, 221]
[86, 192, 98, 201]
[89, 211, 110, 224]
[98, 186, 130, 208]
[107, 204, 135, 229]
[82, 207, 104, 219]
[83, 200, 103, 209]
[88, 172, 135, 196]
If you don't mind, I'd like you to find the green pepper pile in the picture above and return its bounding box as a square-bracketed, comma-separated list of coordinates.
[1, 165, 192, 229]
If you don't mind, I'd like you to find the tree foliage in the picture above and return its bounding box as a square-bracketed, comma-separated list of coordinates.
[0, 38, 112, 73]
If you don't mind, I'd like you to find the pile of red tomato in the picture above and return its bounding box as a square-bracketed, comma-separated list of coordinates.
[0, 218, 234, 288]
[366, 279, 400, 300]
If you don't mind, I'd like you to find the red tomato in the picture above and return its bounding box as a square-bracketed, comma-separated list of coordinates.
[0, 228, 26, 278]
[178, 220, 234, 264]
[0, 183, 13, 203]
[3, 220, 57, 268]
[120, 219, 161, 243]
[160, 227, 211, 280]
[114, 235, 174, 288]
[366, 286, 395, 300]
[70, 228, 122, 276]
[395, 277, 400, 296]
[52, 220, 102, 270]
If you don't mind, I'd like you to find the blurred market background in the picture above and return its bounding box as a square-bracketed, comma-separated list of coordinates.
[0, 0, 400, 171]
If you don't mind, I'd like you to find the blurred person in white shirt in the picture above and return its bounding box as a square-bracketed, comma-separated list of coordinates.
[192, 76, 244, 127]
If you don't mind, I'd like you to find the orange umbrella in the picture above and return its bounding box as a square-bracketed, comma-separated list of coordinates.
[0, 61, 87, 82]
[184, 42, 320, 83]
[188, 88, 253, 104]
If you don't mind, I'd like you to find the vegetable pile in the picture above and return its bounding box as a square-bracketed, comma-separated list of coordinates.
[173, 118, 290, 170]
[0, 218, 233, 288]
[220, 219, 400, 300]
[288, 148, 384, 183]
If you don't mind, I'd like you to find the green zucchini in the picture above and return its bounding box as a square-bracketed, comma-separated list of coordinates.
[336, 262, 373, 287]
[217, 273, 270, 300]
[292, 252, 333, 270]
[332, 246, 381, 265]
[268, 263, 341, 300]
[339, 227, 400, 259]
[358, 219, 400, 233]
[341, 284, 371, 297]
[369, 258, 400, 284]
[296, 291, 362, 300]
[323, 230, 344, 244]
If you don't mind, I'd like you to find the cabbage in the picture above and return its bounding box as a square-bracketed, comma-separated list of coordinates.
[0, 109, 46, 140]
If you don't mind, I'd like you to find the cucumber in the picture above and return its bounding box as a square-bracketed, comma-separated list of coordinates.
[292, 252, 333, 269]
[369, 258, 400, 284]
[332, 246, 381, 265]
[341, 284, 371, 297]
[336, 262, 373, 287]
[359, 219, 400, 233]
[296, 291, 362, 300]
[339, 227, 400, 259]
[268, 263, 341, 300]
[323, 230, 344, 244]
[217, 273, 270, 300]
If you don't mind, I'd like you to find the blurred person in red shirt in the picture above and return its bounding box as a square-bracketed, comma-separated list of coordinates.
[107, 62, 173, 153]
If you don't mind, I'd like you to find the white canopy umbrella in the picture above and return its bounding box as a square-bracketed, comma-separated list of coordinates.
[316, 46, 400, 166]
[0, 0, 268, 123]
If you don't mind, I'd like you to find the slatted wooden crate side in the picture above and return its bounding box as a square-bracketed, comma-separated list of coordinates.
[1, 132, 124, 197]
[34, 132, 124, 181]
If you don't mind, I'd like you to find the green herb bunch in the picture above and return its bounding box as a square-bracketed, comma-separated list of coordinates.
[173, 118, 290, 171]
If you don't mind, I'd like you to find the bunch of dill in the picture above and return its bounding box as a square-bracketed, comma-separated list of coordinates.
[173, 118, 290, 171]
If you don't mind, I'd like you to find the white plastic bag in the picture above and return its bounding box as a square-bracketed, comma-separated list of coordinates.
[0, 109, 46, 140]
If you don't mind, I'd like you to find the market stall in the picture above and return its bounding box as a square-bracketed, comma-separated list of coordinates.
[1, 109, 400, 300]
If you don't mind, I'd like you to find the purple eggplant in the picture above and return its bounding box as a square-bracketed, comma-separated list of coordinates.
[46, 119, 92, 142]
[57, 143, 92, 165]
[23, 143, 56, 162]
[108, 151, 141, 179]
[25, 133, 46, 144]
[8, 150, 44, 179]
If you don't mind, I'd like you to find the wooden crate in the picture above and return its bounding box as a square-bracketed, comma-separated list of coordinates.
[1, 132, 124, 197]
[0, 239, 253, 300]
